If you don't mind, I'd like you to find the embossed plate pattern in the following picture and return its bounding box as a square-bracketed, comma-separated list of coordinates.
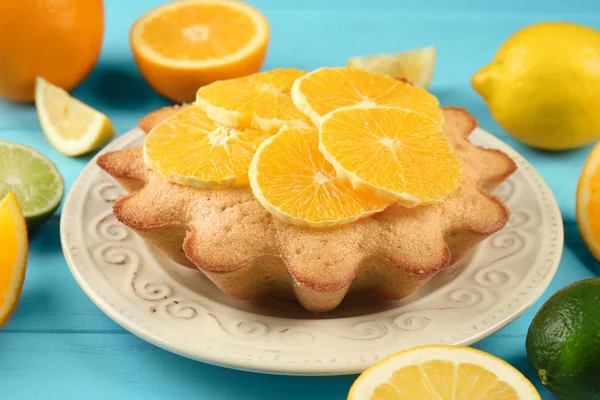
[61, 127, 563, 375]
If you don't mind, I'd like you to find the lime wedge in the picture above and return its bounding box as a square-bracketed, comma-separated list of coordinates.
[0, 141, 64, 231]
[35, 77, 115, 157]
[348, 46, 436, 89]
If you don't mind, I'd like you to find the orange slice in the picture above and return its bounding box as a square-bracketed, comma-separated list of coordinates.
[195, 68, 312, 133]
[130, 0, 270, 103]
[348, 345, 541, 400]
[577, 141, 600, 260]
[249, 126, 391, 227]
[0, 192, 28, 327]
[144, 105, 271, 188]
[319, 106, 462, 206]
[291, 66, 442, 126]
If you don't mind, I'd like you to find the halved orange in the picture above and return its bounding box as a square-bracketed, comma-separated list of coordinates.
[0, 192, 28, 327]
[249, 126, 392, 227]
[130, 0, 270, 103]
[319, 106, 462, 206]
[577, 142, 600, 260]
[144, 105, 271, 188]
[196, 68, 312, 133]
[291, 66, 442, 126]
[348, 345, 541, 399]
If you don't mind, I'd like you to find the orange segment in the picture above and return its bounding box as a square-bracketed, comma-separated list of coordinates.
[144, 105, 271, 188]
[249, 126, 391, 227]
[348, 345, 541, 400]
[130, 0, 270, 103]
[320, 106, 462, 206]
[0, 192, 28, 327]
[577, 141, 600, 261]
[196, 68, 312, 133]
[291, 66, 442, 126]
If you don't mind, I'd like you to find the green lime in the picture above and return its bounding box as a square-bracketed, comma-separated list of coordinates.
[526, 278, 600, 400]
[0, 140, 64, 231]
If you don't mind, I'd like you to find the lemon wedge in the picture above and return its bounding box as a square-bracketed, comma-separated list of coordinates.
[35, 77, 115, 156]
[348, 46, 436, 89]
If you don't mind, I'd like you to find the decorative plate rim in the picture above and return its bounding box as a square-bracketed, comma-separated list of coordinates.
[60, 126, 564, 376]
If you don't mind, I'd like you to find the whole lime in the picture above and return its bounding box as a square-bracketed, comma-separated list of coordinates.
[472, 22, 600, 151]
[526, 278, 600, 399]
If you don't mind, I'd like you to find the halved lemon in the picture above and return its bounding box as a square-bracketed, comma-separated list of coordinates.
[320, 106, 461, 206]
[144, 105, 271, 188]
[291, 66, 441, 126]
[348, 46, 437, 89]
[0, 192, 28, 327]
[35, 77, 115, 156]
[196, 68, 311, 133]
[249, 126, 391, 227]
[348, 345, 541, 400]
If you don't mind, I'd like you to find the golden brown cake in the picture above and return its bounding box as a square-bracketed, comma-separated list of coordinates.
[97, 106, 516, 313]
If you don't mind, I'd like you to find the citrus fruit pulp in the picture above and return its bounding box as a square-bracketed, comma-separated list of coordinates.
[319, 106, 462, 206]
[35, 77, 115, 157]
[249, 126, 391, 227]
[196, 68, 311, 133]
[130, 0, 270, 103]
[0, 140, 64, 230]
[348, 46, 436, 89]
[348, 345, 541, 400]
[0, 193, 28, 327]
[291, 66, 441, 126]
[144, 105, 271, 188]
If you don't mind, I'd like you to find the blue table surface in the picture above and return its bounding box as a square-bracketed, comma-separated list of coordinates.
[1, 1, 599, 399]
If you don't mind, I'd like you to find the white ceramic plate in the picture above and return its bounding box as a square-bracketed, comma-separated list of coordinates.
[61, 127, 563, 376]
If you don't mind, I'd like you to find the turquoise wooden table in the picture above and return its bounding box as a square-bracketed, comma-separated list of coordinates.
[1, 1, 598, 398]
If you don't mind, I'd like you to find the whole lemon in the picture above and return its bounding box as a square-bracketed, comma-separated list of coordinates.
[0, 0, 104, 102]
[472, 22, 600, 151]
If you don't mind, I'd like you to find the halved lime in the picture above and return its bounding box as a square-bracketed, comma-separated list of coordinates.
[0, 140, 64, 231]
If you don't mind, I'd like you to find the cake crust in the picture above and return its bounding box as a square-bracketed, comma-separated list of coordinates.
[98, 106, 516, 312]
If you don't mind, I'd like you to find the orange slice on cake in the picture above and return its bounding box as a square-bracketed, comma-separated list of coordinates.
[291, 66, 442, 126]
[0, 192, 28, 327]
[195, 68, 312, 133]
[130, 0, 270, 103]
[144, 105, 271, 188]
[249, 126, 392, 227]
[319, 106, 462, 206]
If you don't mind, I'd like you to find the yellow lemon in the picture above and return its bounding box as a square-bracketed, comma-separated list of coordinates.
[472, 22, 600, 151]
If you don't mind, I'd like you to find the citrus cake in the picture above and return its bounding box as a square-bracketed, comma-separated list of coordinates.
[97, 67, 516, 312]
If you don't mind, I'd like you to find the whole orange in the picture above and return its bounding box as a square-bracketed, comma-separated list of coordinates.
[0, 0, 104, 102]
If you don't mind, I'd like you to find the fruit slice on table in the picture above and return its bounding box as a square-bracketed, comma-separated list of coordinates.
[348, 46, 436, 89]
[291, 66, 441, 126]
[320, 106, 461, 206]
[576, 141, 600, 260]
[0, 193, 28, 327]
[144, 105, 271, 188]
[0, 141, 64, 231]
[249, 126, 392, 227]
[130, 0, 270, 103]
[348, 345, 541, 400]
[35, 77, 115, 157]
[196, 68, 311, 133]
